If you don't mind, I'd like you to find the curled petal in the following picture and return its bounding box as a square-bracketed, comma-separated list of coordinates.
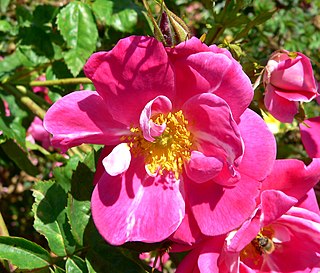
[140, 96, 172, 141]
[184, 151, 223, 183]
[183, 93, 243, 170]
[44, 91, 129, 152]
[102, 143, 131, 176]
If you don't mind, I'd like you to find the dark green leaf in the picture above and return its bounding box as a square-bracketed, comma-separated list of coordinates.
[0, 139, 39, 176]
[32, 181, 76, 257]
[57, 2, 98, 76]
[0, 236, 51, 270]
[66, 256, 88, 273]
[52, 155, 80, 192]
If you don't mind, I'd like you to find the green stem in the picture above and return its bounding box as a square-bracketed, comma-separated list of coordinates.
[30, 77, 92, 87]
[2, 84, 47, 119]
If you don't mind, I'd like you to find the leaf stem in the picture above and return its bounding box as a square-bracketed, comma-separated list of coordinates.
[30, 77, 92, 87]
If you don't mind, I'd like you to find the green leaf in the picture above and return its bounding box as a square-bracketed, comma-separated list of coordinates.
[67, 161, 94, 245]
[0, 0, 10, 13]
[0, 20, 12, 33]
[91, 0, 113, 25]
[57, 2, 98, 76]
[66, 256, 88, 273]
[0, 236, 51, 270]
[32, 181, 76, 257]
[0, 139, 39, 176]
[52, 155, 80, 192]
[111, 8, 138, 33]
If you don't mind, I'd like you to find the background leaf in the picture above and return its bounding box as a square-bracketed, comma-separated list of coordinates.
[0, 236, 51, 270]
[32, 181, 76, 257]
[56, 2, 98, 76]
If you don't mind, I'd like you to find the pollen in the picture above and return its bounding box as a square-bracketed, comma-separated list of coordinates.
[128, 110, 193, 179]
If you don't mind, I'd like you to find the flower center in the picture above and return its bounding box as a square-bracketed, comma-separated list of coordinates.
[129, 110, 193, 179]
[240, 228, 275, 264]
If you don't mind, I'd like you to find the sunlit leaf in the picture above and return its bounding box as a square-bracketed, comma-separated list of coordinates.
[57, 2, 98, 76]
[0, 236, 51, 270]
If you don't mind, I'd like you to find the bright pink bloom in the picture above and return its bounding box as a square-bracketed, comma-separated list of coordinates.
[300, 117, 320, 158]
[263, 50, 317, 123]
[27, 116, 52, 150]
[44, 36, 274, 245]
[174, 159, 320, 273]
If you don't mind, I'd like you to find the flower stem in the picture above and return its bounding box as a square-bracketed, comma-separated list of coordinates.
[30, 77, 92, 87]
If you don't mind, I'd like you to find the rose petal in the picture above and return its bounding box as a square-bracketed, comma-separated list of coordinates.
[91, 158, 185, 245]
[184, 151, 223, 183]
[44, 91, 129, 152]
[102, 143, 131, 176]
[140, 96, 172, 141]
[186, 173, 260, 236]
[84, 36, 175, 125]
[264, 84, 299, 123]
[237, 109, 276, 181]
[299, 117, 320, 158]
[183, 93, 243, 169]
[170, 51, 253, 121]
[261, 158, 320, 202]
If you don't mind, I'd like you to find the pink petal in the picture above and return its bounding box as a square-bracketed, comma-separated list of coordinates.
[264, 84, 299, 123]
[91, 157, 185, 245]
[270, 53, 317, 95]
[260, 190, 297, 226]
[300, 117, 320, 158]
[186, 173, 260, 236]
[44, 91, 129, 152]
[226, 209, 261, 253]
[102, 143, 131, 176]
[93, 146, 114, 185]
[140, 96, 172, 141]
[170, 199, 203, 245]
[296, 189, 320, 214]
[84, 36, 175, 125]
[184, 151, 223, 183]
[27, 116, 51, 150]
[261, 158, 320, 202]
[265, 208, 320, 272]
[183, 93, 243, 173]
[237, 109, 276, 181]
[169, 50, 253, 121]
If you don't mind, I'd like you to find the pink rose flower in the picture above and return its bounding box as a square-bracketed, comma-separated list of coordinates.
[44, 36, 276, 245]
[300, 117, 320, 158]
[263, 50, 317, 123]
[173, 159, 320, 273]
[27, 116, 52, 150]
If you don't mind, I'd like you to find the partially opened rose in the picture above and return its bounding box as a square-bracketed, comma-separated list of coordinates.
[44, 36, 276, 245]
[263, 50, 317, 123]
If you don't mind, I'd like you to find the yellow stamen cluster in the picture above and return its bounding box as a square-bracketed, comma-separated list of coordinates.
[128, 110, 193, 179]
